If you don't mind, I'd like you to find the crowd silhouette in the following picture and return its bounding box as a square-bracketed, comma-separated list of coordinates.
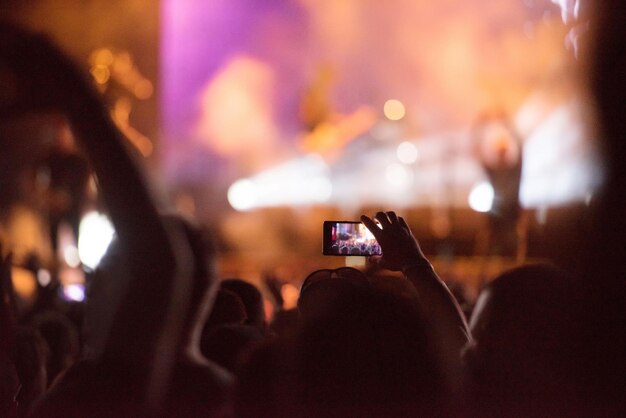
[1, 0, 626, 415]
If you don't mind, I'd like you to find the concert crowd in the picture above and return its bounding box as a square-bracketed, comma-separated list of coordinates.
[2, 1, 626, 416]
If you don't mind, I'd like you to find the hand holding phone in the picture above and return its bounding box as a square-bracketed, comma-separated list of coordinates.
[360, 211, 427, 271]
[322, 221, 382, 256]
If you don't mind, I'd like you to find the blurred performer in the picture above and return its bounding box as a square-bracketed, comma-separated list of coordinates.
[473, 112, 524, 260]
[298, 64, 376, 158]
[37, 119, 91, 255]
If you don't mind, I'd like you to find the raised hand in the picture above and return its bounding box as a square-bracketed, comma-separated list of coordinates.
[1, 22, 194, 410]
[360, 211, 428, 272]
[363, 211, 470, 360]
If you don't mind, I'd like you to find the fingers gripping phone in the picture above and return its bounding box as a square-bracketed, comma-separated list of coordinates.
[322, 221, 382, 256]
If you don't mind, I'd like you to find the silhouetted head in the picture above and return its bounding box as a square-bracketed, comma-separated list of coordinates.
[200, 324, 263, 373]
[463, 263, 580, 415]
[237, 268, 449, 416]
[220, 279, 265, 331]
[298, 267, 369, 310]
[297, 267, 370, 323]
[203, 289, 247, 331]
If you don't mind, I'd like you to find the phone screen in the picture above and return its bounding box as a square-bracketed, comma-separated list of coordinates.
[322, 221, 382, 256]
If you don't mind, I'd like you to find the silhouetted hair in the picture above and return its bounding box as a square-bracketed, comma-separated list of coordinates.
[203, 289, 247, 331]
[221, 279, 265, 330]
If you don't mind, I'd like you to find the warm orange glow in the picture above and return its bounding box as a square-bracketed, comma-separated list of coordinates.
[112, 98, 154, 157]
[383, 99, 406, 121]
[1, 205, 51, 266]
[281, 283, 300, 310]
[112, 52, 133, 75]
[90, 65, 111, 85]
[299, 106, 376, 157]
[133, 79, 154, 99]
[479, 123, 520, 168]
[11, 267, 37, 303]
[195, 56, 279, 166]
[90, 48, 114, 66]
[87, 47, 155, 157]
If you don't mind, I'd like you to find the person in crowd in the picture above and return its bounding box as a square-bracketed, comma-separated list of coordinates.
[201, 324, 264, 374]
[263, 273, 299, 338]
[537, 0, 626, 414]
[2, 0, 626, 416]
[202, 289, 248, 332]
[462, 263, 581, 417]
[0, 22, 219, 416]
[573, 0, 626, 414]
[220, 279, 267, 334]
[361, 211, 470, 375]
[236, 211, 468, 417]
[36, 214, 233, 417]
[472, 111, 524, 260]
[199, 288, 265, 373]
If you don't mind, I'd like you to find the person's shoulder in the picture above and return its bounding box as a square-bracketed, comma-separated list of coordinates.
[166, 360, 234, 417]
[31, 359, 145, 417]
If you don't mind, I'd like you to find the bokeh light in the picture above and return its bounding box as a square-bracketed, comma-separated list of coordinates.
[383, 99, 406, 121]
[385, 163, 413, 189]
[468, 181, 494, 212]
[63, 245, 81, 268]
[227, 155, 332, 211]
[396, 141, 419, 164]
[228, 179, 257, 212]
[63, 284, 86, 302]
[78, 211, 115, 270]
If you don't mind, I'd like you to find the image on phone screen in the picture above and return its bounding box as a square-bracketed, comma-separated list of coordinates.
[322, 221, 382, 256]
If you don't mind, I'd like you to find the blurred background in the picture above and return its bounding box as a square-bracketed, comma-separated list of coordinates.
[0, 0, 600, 306]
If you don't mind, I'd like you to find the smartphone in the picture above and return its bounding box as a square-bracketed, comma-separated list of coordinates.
[322, 221, 382, 256]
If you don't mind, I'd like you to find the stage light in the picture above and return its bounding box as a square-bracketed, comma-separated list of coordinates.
[63, 245, 81, 268]
[228, 154, 332, 211]
[396, 141, 419, 164]
[78, 211, 115, 270]
[469, 181, 494, 212]
[385, 163, 413, 189]
[62, 284, 85, 302]
[383, 99, 406, 121]
[228, 179, 257, 211]
[519, 101, 603, 207]
[309, 177, 333, 202]
[37, 269, 52, 287]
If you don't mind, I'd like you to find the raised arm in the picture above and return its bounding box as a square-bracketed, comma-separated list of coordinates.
[0, 24, 193, 408]
[0, 26, 176, 279]
[361, 212, 470, 362]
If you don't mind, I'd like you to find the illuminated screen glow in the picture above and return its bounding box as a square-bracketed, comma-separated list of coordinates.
[327, 222, 381, 256]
